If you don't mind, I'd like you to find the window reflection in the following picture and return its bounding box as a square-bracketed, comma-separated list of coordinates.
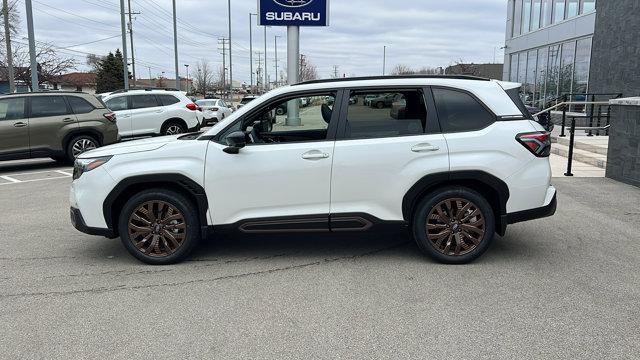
[531, 0, 542, 31]
[521, 0, 531, 34]
[567, 0, 579, 17]
[581, 0, 595, 13]
[553, 0, 565, 23]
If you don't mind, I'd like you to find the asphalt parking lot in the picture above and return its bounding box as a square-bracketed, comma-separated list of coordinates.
[1, 159, 639, 359]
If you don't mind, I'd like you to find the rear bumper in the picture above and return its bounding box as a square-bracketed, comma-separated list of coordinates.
[70, 207, 116, 238]
[505, 192, 557, 225]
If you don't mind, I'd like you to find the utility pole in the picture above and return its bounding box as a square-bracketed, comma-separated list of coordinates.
[126, 0, 140, 86]
[263, 26, 268, 91]
[147, 66, 151, 82]
[25, 0, 39, 91]
[184, 64, 189, 93]
[118, 0, 129, 90]
[255, 51, 263, 93]
[249, 13, 256, 92]
[227, 0, 232, 99]
[218, 38, 228, 98]
[172, 0, 179, 89]
[274, 35, 281, 88]
[3, 0, 14, 93]
[332, 65, 339, 78]
[382, 45, 386, 76]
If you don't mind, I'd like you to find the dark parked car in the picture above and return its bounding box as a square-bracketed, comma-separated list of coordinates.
[0, 92, 119, 163]
[369, 93, 395, 109]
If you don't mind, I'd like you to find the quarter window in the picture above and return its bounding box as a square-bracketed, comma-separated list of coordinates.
[30, 96, 70, 118]
[344, 90, 426, 139]
[432, 88, 495, 132]
[67, 96, 95, 114]
[130, 95, 159, 109]
[105, 96, 127, 111]
[157, 95, 180, 106]
[0, 97, 25, 120]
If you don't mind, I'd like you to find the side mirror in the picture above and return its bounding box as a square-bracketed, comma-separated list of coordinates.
[223, 131, 246, 154]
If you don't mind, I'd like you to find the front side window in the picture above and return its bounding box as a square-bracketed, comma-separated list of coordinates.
[219, 93, 335, 145]
[344, 90, 426, 139]
[30, 96, 70, 118]
[67, 96, 95, 114]
[130, 95, 159, 109]
[0, 97, 25, 120]
[105, 96, 127, 111]
[432, 88, 495, 132]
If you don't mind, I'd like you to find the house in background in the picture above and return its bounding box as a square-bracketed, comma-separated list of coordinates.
[445, 63, 504, 80]
[52, 72, 97, 94]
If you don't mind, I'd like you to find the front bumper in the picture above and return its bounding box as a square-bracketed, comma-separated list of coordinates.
[70, 207, 116, 238]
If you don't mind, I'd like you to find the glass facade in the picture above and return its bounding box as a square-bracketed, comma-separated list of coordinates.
[509, 37, 592, 108]
[512, 0, 596, 38]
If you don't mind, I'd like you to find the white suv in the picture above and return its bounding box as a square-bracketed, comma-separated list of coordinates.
[70, 76, 556, 265]
[102, 89, 201, 137]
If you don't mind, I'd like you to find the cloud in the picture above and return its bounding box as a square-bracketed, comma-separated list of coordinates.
[14, 0, 507, 82]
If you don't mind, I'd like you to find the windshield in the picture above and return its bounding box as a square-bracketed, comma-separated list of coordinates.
[240, 98, 256, 104]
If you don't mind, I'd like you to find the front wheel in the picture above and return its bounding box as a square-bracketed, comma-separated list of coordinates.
[376, 101, 385, 109]
[118, 189, 201, 265]
[412, 186, 495, 264]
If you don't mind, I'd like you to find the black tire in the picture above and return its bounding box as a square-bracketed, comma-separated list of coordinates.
[376, 101, 385, 109]
[161, 121, 186, 136]
[66, 135, 99, 162]
[276, 107, 285, 116]
[412, 186, 495, 264]
[118, 189, 201, 265]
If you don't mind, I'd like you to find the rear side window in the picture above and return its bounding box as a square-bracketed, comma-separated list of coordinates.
[30, 96, 70, 118]
[344, 90, 427, 139]
[66, 96, 95, 114]
[131, 95, 159, 109]
[105, 96, 127, 111]
[432, 88, 495, 132]
[0, 97, 25, 120]
[157, 94, 180, 106]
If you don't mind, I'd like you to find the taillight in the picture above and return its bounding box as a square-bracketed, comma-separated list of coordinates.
[211, 107, 219, 111]
[186, 103, 197, 111]
[103, 112, 116, 123]
[516, 131, 551, 157]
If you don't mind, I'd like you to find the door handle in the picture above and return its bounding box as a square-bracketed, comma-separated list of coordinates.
[13, 122, 27, 128]
[301, 150, 330, 160]
[411, 143, 440, 152]
[62, 117, 75, 123]
[121, 114, 131, 118]
[155, 110, 163, 113]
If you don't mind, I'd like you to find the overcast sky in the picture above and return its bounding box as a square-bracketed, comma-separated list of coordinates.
[12, 0, 508, 83]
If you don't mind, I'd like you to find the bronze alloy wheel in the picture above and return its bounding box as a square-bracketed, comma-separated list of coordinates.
[127, 200, 187, 257]
[426, 197, 486, 256]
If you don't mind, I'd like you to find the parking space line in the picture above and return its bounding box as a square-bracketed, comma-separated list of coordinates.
[0, 169, 72, 177]
[0, 175, 70, 186]
[55, 170, 73, 176]
[0, 175, 21, 183]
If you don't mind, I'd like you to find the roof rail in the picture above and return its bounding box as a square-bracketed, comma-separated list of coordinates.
[0, 90, 89, 96]
[294, 74, 490, 86]
[108, 87, 181, 94]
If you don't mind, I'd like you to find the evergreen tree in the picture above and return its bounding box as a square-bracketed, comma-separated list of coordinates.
[95, 49, 125, 93]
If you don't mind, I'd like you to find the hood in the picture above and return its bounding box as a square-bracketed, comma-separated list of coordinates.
[78, 135, 182, 158]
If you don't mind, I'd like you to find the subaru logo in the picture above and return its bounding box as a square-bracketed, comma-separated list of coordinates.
[274, 0, 313, 7]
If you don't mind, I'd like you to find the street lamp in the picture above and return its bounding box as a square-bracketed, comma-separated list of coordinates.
[184, 64, 189, 93]
[249, 13, 257, 92]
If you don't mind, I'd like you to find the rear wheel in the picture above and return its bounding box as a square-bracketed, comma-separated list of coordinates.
[118, 189, 201, 265]
[412, 186, 495, 264]
[161, 121, 186, 136]
[66, 135, 98, 162]
[276, 107, 285, 115]
[376, 101, 385, 109]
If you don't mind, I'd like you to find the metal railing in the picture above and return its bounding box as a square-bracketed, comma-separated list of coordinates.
[563, 119, 610, 177]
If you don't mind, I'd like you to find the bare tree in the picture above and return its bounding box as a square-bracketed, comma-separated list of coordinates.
[0, 0, 19, 43]
[11, 43, 76, 91]
[299, 55, 317, 82]
[194, 59, 213, 95]
[451, 59, 479, 76]
[155, 76, 166, 88]
[86, 53, 103, 73]
[391, 64, 414, 75]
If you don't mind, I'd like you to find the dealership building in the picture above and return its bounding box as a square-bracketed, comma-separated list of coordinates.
[503, 0, 596, 107]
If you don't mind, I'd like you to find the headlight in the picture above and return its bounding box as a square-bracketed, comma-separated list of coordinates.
[73, 156, 112, 180]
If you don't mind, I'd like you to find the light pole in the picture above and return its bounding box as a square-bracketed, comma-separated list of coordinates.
[184, 64, 189, 93]
[172, 0, 179, 89]
[227, 0, 232, 99]
[263, 25, 268, 91]
[249, 13, 257, 92]
[274, 35, 281, 88]
[382, 45, 387, 76]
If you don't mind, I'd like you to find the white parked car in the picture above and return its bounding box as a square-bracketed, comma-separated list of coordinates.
[70, 75, 556, 265]
[195, 98, 233, 126]
[102, 89, 201, 137]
